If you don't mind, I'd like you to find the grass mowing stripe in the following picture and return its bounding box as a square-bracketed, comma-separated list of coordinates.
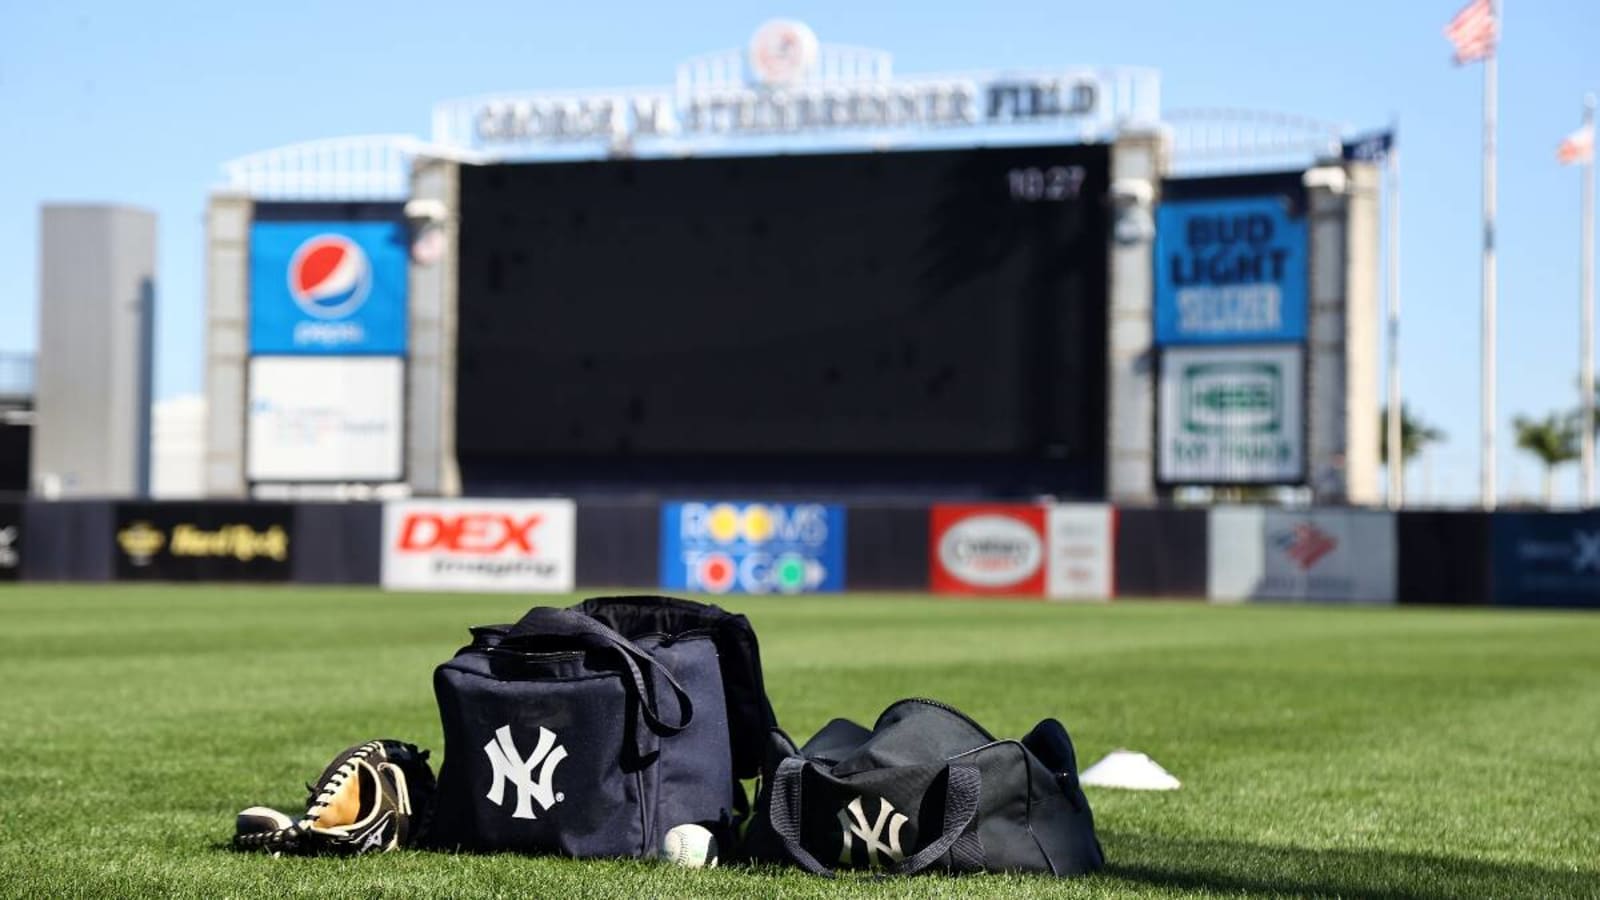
[0, 585, 1596, 898]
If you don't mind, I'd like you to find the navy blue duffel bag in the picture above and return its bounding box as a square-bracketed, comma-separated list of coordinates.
[424, 596, 774, 857]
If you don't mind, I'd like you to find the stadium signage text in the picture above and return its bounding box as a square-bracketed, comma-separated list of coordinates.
[1154, 196, 1308, 345]
[660, 501, 846, 594]
[113, 503, 294, 582]
[938, 515, 1044, 589]
[472, 78, 1096, 145]
[168, 524, 288, 562]
[246, 356, 405, 484]
[1158, 345, 1304, 485]
[436, 21, 1155, 156]
[1045, 505, 1114, 601]
[1490, 513, 1600, 607]
[382, 499, 576, 592]
[930, 505, 1048, 596]
[396, 513, 545, 555]
[249, 218, 409, 356]
[1208, 507, 1396, 604]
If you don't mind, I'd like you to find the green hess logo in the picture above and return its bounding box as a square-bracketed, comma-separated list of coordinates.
[1179, 362, 1281, 435]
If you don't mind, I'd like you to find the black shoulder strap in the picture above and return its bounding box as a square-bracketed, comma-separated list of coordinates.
[504, 606, 693, 737]
[573, 595, 776, 779]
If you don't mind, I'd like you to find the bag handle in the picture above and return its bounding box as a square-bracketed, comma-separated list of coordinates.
[503, 607, 693, 735]
[767, 757, 984, 877]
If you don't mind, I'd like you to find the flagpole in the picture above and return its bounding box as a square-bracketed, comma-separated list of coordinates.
[1480, 0, 1499, 510]
[1582, 93, 1596, 506]
[1387, 141, 1403, 509]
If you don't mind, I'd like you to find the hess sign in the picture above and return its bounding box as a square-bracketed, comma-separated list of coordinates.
[382, 499, 575, 592]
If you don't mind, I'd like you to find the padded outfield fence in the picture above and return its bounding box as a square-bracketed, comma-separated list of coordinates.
[0, 497, 1595, 609]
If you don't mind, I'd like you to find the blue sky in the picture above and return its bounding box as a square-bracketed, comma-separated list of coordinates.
[1, 0, 1596, 504]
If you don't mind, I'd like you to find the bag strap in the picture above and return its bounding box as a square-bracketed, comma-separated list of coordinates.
[504, 607, 693, 735]
[893, 764, 982, 875]
[768, 757, 835, 877]
[767, 758, 984, 877]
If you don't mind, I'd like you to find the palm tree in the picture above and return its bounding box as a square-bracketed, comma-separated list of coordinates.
[1513, 413, 1580, 506]
[1378, 404, 1446, 465]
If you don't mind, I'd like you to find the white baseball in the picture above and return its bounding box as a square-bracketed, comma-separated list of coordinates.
[661, 823, 718, 868]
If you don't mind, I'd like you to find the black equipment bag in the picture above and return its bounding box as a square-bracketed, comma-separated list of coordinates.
[745, 699, 1103, 877]
[426, 596, 775, 857]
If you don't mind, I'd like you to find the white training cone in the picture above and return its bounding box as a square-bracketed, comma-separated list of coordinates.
[1079, 750, 1181, 791]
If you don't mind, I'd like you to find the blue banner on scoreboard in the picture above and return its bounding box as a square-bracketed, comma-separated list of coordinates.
[249, 221, 409, 355]
[660, 501, 846, 594]
[1154, 196, 1307, 345]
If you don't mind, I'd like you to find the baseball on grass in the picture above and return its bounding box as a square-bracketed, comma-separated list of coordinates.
[661, 823, 718, 868]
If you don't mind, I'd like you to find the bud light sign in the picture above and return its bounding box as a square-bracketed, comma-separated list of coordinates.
[1153, 195, 1307, 344]
[249, 220, 408, 354]
[660, 502, 845, 594]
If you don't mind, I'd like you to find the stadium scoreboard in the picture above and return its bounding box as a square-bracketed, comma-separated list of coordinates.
[455, 142, 1110, 490]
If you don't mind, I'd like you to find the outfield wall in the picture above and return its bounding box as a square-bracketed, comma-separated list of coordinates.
[4, 499, 1597, 609]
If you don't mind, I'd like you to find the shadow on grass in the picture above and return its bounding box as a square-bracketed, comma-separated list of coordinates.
[1103, 831, 1595, 899]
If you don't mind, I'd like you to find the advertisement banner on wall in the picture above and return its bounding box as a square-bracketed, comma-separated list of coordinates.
[660, 501, 845, 594]
[0, 499, 20, 581]
[1490, 512, 1600, 608]
[249, 220, 409, 355]
[247, 356, 404, 483]
[1158, 344, 1303, 485]
[930, 504, 1047, 596]
[113, 502, 293, 581]
[1153, 195, 1308, 345]
[1208, 506, 1396, 604]
[1046, 504, 1114, 601]
[382, 499, 576, 592]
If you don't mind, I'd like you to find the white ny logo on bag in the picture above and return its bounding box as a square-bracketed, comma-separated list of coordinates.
[837, 794, 908, 868]
[484, 724, 568, 820]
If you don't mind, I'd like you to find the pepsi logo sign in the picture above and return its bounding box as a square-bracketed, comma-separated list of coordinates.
[288, 234, 372, 320]
[937, 514, 1044, 589]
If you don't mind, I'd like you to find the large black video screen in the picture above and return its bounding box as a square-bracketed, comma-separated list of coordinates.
[456, 143, 1109, 472]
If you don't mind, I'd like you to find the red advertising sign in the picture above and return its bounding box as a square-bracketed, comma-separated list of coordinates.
[930, 504, 1048, 595]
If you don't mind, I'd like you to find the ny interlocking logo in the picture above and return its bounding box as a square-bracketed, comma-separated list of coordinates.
[484, 724, 568, 820]
[837, 794, 908, 869]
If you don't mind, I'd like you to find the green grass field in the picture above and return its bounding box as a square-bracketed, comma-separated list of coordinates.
[1, 585, 1597, 898]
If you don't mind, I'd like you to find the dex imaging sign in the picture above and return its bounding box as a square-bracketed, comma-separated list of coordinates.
[250, 220, 408, 355]
[382, 499, 576, 592]
[1158, 345, 1304, 484]
[1153, 196, 1307, 345]
[660, 502, 845, 594]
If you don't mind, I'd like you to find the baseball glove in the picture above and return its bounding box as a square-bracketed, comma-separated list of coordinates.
[233, 739, 436, 855]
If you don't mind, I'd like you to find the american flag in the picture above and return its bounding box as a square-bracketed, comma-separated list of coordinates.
[1444, 0, 1498, 65]
[1557, 126, 1594, 165]
[1274, 523, 1338, 572]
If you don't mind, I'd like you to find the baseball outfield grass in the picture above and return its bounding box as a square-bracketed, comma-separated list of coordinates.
[0, 585, 1597, 898]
